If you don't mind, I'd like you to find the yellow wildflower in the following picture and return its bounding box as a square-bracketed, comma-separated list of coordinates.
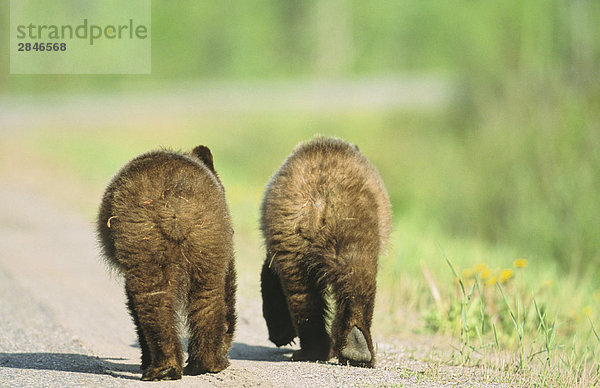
[513, 258, 528, 268]
[583, 306, 593, 317]
[462, 268, 474, 279]
[486, 275, 497, 287]
[480, 268, 492, 280]
[473, 263, 487, 273]
[498, 269, 514, 283]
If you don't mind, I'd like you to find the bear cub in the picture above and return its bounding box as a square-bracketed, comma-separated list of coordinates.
[97, 146, 236, 381]
[260, 136, 392, 367]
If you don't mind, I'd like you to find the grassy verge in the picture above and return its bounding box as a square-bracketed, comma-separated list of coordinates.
[384, 216, 599, 386]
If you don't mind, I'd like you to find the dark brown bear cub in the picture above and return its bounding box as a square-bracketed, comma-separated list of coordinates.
[97, 146, 236, 381]
[260, 136, 392, 368]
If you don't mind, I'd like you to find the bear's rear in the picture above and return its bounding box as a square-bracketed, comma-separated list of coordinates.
[97, 146, 236, 380]
[260, 136, 391, 367]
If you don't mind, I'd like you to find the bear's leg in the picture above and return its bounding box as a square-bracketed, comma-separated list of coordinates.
[223, 256, 237, 350]
[331, 270, 376, 368]
[276, 255, 331, 361]
[125, 288, 151, 370]
[125, 265, 184, 381]
[184, 277, 230, 374]
[261, 259, 295, 346]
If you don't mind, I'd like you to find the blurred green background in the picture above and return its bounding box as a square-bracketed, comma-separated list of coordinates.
[1, 0, 599, 292]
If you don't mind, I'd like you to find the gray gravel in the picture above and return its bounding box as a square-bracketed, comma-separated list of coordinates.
[0, 183, 518, 387]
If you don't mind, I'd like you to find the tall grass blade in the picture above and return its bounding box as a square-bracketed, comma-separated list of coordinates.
[440, 244, 465, 298]
[589, 317, 600, 344]
[496, 283, 517, 329]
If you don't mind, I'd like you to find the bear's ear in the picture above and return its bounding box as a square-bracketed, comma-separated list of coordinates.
[191, 145, 215, 173]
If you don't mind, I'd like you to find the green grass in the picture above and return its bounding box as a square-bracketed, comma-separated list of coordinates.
[377, 213, 599, 386]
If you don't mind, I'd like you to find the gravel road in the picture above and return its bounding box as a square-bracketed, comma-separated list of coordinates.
[0, 161, 519, 386]
[0, 182, 439, 387]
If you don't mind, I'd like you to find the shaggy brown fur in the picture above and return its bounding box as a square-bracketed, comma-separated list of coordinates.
[260, 136, 392, 368]
[97, 146, 236, 381]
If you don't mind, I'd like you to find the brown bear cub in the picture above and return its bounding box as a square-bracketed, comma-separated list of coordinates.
[260, 136, 392, 368]
[97, 146, 236, 381]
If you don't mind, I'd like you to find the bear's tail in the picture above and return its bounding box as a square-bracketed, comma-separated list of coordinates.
[155, 195, 196, 242]
[261, 260, 296, 346]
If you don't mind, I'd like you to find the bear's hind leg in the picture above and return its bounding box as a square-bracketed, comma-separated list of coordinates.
[277, 254, 331, 362]
[184, 277, 230, 374]
[223, 256, 237, 350]
[125, 265, 184, 381]
[331, 269, 376, 368]
[261, 259, 295, 346]
[125, 288, 151, 370]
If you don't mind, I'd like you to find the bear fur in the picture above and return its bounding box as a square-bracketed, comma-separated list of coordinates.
[260, 136, 392, 368]
[97, 146, 236, 381]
